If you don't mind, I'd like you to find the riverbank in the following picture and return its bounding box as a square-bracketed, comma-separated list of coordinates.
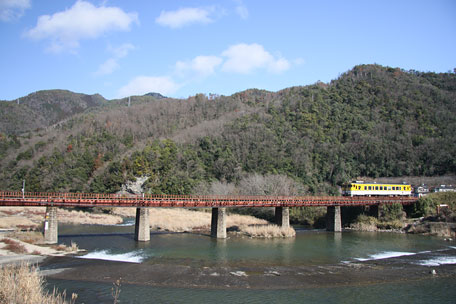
[0, 207, 123, 230]
[0, 231, 83, 264]
[0, 206, 296, 239]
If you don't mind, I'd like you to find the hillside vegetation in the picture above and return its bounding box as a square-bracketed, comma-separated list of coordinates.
[0, 65, 455, 199]
[0, 89, 106, 135]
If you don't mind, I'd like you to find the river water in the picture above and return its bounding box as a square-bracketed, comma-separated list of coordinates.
[43, 222, 456, 303]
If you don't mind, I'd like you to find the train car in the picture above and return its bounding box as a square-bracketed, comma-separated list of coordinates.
[342, 181, 412, 197]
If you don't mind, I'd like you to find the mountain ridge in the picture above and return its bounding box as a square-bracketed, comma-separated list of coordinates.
[1, 64, 455, 195]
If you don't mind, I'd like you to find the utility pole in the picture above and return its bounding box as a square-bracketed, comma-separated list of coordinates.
[22, 180, 25, 199]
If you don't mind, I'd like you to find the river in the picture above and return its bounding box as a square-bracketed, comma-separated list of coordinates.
[41, 222, 456, 303]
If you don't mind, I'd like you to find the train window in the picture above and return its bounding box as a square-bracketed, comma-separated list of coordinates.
[392, 187, 395, 190]
[375, 186, 378, 190]
[380, 186, 383, 190]
[388, 186, 392, 190]
[368, 186, 372, 190]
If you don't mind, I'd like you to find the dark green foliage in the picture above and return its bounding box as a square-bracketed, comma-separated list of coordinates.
[16, 148, 34, 161]
[412, 192, 456, 217]
[381, 203, 404, 221]
[0, 134, 21, 159]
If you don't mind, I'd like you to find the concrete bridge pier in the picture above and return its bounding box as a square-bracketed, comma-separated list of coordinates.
[211, 208, 227, 239]
[326, 206, 342, 232]
[135, 208, 150, 242]
[275, 207, 290, 228]
[44, 206, 58, 244]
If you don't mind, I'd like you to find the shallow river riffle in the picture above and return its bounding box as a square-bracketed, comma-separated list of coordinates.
[41, 223, 456, 303]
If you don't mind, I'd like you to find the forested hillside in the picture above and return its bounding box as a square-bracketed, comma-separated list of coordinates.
[1, 64, 455, 195]
[0, 90, 106, 135]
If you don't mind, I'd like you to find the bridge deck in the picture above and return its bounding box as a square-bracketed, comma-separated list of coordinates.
[0, 191, 418, 208]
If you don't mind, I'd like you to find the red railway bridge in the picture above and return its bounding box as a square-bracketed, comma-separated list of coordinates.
[0, 191, 418, 243]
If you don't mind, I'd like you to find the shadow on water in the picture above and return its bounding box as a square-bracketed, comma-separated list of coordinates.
[59, 231, 180, 238]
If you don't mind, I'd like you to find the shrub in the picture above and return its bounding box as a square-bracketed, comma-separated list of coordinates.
[350, 215, 378, 231]
[0, 263, 77, 304]
[241, 224, 296, 238]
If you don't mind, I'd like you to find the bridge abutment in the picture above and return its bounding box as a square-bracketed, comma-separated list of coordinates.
[44, 206, 58, 244]
[326, 206, 342, 232]
[211, 208, 227, 239]
[275, 207, 290, 228]
[135, 208, 150, 242]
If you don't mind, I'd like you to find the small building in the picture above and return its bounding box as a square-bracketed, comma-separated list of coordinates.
[414, 184, 430, 197]
[433, 185, 456, 193]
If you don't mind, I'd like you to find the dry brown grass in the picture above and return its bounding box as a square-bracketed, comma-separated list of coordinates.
[1, 238, 28, 254]
[241, 224, 296, 238]
[113, 208, 268, 232]
[6, 231, 44, 245]
[0, 207, 123, 231]
[0, 263, 77, 304]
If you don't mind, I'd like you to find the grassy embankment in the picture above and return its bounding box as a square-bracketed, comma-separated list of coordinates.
[0, 207, 123, 230]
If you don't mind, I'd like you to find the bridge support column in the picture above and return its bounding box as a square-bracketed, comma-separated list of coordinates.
[135, 208, 150, 242]
[275, 207, 290, 228]
[211, 208, 226, 239]
[326, 206, 342, 232]
[44, 206, 58, 244]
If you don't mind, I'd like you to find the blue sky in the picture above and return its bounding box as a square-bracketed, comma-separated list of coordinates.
[0, 0, 455, 100]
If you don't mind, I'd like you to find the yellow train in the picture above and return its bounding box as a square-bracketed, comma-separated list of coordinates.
[342, 181, 412, 197]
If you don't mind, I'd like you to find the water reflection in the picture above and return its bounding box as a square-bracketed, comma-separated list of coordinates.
[212, 238, 227, 263]
[58, 224, 451, 267]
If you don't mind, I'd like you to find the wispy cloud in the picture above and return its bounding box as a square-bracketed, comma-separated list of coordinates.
[120, 43, 293, 98]
[25, 0, 138, 53]
[175, 55, 223, 78]
[234, 0, 248, 20]
[0, 0, 30, 22]
[118, 76, 179, 98]
[155, 7, 214, 29]
[95, 43, 135, 76]
[221, 43, 290, 74]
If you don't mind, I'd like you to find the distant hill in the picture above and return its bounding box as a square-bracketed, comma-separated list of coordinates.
[0, 64, 455, 195]
[0, 90, 106, 135]
[144, 92, 166, 99]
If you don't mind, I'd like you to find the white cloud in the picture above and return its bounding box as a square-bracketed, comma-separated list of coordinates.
[235, 0, 248, 20]
[96, 58, 118, 76]
[25, 0, 138, 53]
[118, 76, 179, 98]
[0, 0, 30, 22]
[175, 55, 223, 78]
[95, 43, 135, 76]
[221, 43, 290, 74]
[155, 7, 214, 28]
[268, 57, 291, 73]
[110, 43, 135, 59]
